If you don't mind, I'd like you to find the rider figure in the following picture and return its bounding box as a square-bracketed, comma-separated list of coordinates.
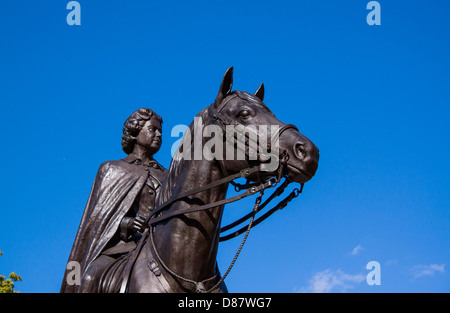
[61, 108, 166, 293]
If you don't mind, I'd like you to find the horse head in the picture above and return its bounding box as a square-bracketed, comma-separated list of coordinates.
[208, 67, 319, 185]
[126, 67, 320, 293]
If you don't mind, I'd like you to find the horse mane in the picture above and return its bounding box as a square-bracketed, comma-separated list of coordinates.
[156, 105, 211, 207]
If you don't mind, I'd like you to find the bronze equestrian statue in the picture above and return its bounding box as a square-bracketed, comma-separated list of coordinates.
[61, 67, 319, 293]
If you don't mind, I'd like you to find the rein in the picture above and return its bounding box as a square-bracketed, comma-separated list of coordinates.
[149, 190, 264, 293]
[119, 160, 301, 293]
[141, 158, 302, 293]
[220, 180, 303, 241]
[144, 165, 267, 226]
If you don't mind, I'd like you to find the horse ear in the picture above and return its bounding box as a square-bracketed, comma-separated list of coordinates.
[214, 67, 233, 108]
[254, 83, 264, 101]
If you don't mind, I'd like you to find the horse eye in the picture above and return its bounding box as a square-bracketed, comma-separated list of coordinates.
[239, 110, 251, 118]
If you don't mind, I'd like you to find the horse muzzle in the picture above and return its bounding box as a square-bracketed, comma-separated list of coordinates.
[280, 129, 319, 184]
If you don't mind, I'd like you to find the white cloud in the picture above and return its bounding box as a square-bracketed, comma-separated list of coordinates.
[298, 269, 365, 293]
[350, 244, 364, 256]
[411, 264, 445, 279]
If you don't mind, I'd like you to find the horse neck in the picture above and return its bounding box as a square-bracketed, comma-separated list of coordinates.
[153, 155, 228, 283]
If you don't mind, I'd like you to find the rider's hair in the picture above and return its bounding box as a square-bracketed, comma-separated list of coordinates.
[121, 108, 163, 154]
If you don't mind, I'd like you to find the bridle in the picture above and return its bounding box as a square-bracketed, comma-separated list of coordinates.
[211, 92, 303, 241]
[212, 91, 299, 169]
[145, 92, 302, 227]
[120, 94, 304, 293]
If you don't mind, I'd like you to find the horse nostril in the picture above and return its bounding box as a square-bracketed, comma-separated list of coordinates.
[294, 142, 306, 159]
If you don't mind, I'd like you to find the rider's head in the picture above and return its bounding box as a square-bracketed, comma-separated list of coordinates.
[122, 108, 163, 155]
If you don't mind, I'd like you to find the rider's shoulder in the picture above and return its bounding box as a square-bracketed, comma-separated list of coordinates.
[97, 159, 133, 173]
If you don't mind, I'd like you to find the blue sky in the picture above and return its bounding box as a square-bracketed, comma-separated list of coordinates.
[0, 0, 449, 293]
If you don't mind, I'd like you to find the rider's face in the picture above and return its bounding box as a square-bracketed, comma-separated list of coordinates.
[135, 118, 162, 154]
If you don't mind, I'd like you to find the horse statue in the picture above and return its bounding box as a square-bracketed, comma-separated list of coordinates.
[95, 67, 319, 293]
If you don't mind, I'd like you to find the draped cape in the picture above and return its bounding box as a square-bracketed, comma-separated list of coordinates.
[60, 159, 154, 293]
